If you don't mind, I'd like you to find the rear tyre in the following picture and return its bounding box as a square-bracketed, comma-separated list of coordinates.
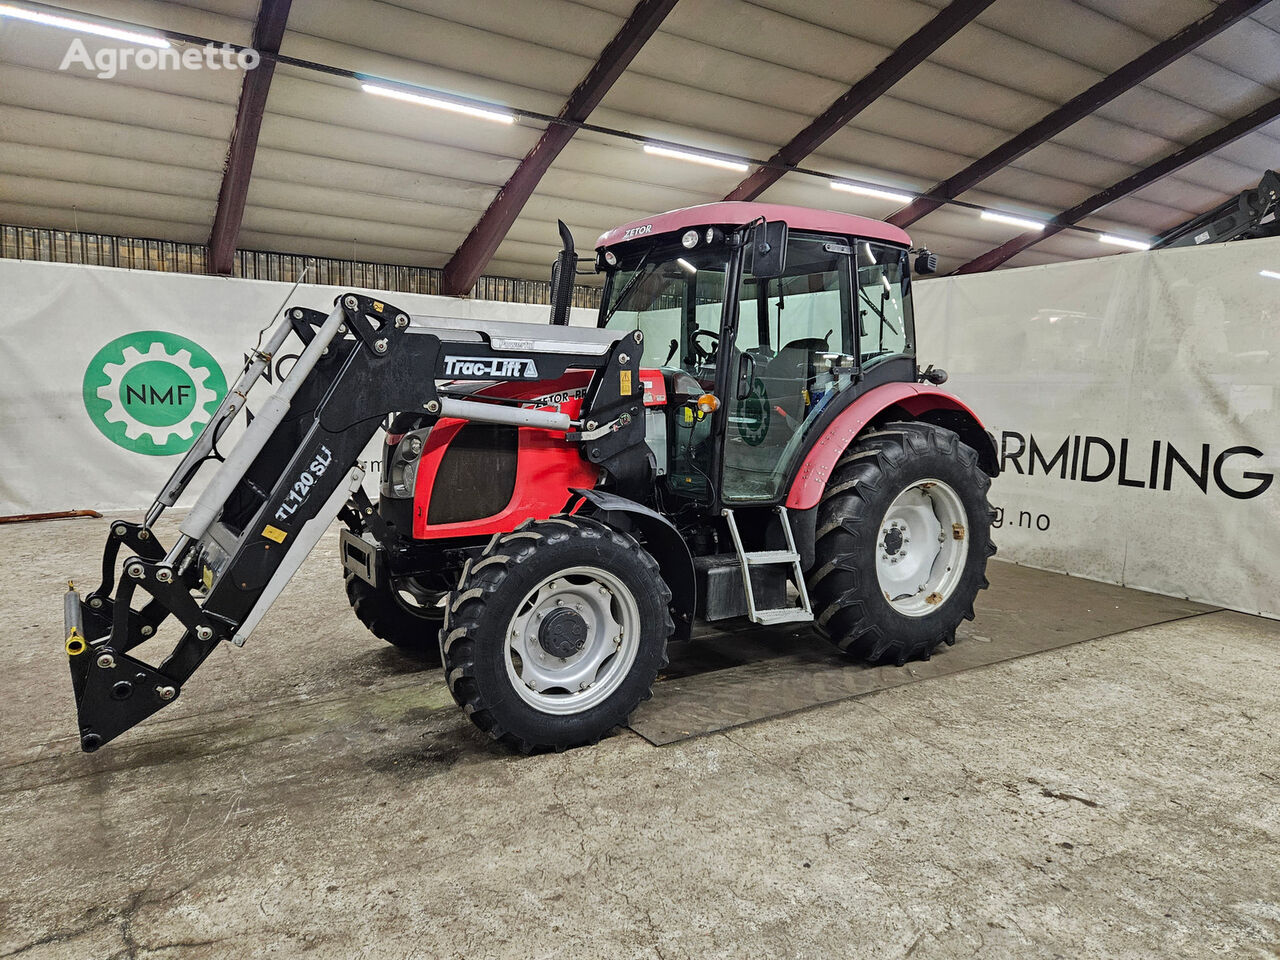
[344, 571, 445, 664]
[441, 517, 673, 753]
[808, 421, 995, 666]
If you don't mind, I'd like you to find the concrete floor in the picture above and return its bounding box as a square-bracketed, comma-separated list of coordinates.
[2, 515, 1278, 959]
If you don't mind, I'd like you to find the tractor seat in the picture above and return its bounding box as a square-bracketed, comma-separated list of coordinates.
[760, 337, 825, 422]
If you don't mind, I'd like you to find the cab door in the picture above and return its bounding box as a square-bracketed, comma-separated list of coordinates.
[720, 234, 855, 502]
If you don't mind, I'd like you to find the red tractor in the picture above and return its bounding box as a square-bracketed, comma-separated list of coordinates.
[63, 202, 997, 755]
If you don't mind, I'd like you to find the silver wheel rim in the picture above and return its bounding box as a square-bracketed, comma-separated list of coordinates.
[504, 565, 641, 715]
[875, 478, 969, 618]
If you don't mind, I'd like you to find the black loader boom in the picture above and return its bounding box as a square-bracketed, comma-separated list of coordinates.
[63, 293, 645, 752]
[1152, 169, 1280, 249]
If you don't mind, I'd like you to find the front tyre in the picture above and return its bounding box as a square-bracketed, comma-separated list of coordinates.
[441, 517, 673, 753]
[809, 422, 995, 666]
[344, 571, 446, 663]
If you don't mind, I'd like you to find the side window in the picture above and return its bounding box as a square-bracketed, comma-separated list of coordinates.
[857, 243, 913, 364]
[739, 236, 852, 356]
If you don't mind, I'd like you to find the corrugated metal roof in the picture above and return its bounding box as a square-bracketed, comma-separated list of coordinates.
[1, 0, 1277, 282]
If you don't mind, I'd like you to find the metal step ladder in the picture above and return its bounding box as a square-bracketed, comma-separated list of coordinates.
[722, 506, 814, 626]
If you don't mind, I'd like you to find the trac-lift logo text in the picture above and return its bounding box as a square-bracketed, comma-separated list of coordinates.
[443, 357, 540, 379]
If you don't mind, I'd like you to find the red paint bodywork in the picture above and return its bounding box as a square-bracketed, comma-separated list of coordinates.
[785, 382, 987, 510]
[410, 372, 599, 539]
[639, 368, 667, 406]
[596, 202, 912, 250]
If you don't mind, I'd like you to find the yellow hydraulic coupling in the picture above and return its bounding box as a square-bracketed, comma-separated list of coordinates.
[64, 581, 87, 655]
[65, 630, 86, 656]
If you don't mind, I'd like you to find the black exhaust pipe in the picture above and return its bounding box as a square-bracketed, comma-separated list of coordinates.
[549, 220, 576, 326]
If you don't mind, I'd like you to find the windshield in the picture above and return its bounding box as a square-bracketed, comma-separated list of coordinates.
[600, 243, 731, 374]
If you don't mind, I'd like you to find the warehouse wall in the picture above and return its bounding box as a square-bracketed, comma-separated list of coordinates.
[914, 236, 1280, 619]
[2, 239, 1276, 618]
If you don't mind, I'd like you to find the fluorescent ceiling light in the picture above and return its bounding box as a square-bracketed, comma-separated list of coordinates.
[643, 144, 749, 172]
[0, 3, 169, 46]
[362, 83, 514, 124]
[1099, 234, 1151, 251]
[981, 210, 1046, 232]
[1259, 269, 1280, 280]
[831, 181, 915, 205]
[676, 257, 696, 274]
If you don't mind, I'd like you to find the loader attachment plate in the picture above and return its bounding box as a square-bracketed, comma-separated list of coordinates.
[67, 641, 178, 751]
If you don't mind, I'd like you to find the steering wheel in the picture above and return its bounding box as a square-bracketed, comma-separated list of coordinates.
[692, 329, 720, 364]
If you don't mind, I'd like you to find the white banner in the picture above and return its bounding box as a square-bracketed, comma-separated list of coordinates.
[0, 259, 592, 516]
[914, 237, 1280, 619]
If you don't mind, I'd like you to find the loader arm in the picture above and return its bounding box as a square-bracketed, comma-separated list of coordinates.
[64, 294, 646, 751]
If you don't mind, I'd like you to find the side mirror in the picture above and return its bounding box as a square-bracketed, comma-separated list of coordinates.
[919, 364, 948, 385]
[914, 249, 938, 275]
[549, 220, 576, 326]
[750, 220, 788, 278]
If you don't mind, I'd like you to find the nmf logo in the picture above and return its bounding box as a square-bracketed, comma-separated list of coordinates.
[82, 331, 228, 456]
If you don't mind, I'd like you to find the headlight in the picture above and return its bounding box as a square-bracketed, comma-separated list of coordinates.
[681, 230, 699, 249]
[398, 431, 424, 462]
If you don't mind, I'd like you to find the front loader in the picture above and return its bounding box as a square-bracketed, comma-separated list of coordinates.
[63, 202, 999, 755]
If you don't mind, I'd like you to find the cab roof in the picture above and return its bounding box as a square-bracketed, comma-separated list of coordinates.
[595, 202, 912, 250]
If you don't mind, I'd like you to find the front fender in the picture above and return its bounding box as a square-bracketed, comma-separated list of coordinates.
[570, 489, 695, 644]
[785, 382, 998, 510]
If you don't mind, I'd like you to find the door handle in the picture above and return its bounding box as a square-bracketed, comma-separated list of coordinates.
[736, 352, 756, 400]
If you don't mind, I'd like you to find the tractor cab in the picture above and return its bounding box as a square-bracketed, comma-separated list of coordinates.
[596, 202, 921, 509]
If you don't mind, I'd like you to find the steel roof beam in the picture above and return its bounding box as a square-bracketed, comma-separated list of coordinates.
[207, 0, 292, 276]
[723, 0, 995, 204]
[951, 94, 1280, 273]
[889, 0, 1270, 229]
[439, 0, 679, 297]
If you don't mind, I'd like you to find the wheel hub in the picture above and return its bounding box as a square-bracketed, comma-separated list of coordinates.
[881, 524, 905, 557]
[538, 607, 588, 659]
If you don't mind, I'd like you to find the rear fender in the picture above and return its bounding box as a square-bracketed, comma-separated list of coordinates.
[785, 382, 998, 510]
[570, 489, 695, 644]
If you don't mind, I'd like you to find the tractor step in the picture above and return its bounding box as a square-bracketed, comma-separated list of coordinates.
[753, 607, 814, 626]
[745, 550, 800, 565]
[722, 506, 814, 627]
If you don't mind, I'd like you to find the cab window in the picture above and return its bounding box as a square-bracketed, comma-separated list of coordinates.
[857, 242, 914, 365]
[601, 245, 730, 376]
